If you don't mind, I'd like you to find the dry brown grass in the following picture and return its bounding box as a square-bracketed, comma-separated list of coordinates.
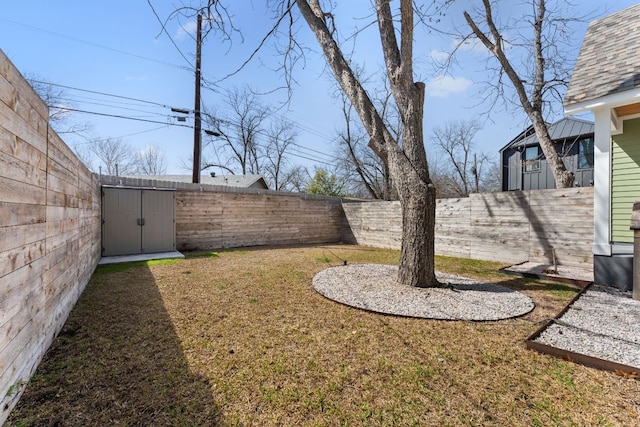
[8, 245, 640, 426]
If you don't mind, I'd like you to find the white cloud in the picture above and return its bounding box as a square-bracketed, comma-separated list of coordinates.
[175, 20, 198, 40]
[425, 75, 473, 98]
[429, 49, 450, 65]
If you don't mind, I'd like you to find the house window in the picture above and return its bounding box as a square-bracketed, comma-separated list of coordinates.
[523, 146, 540, 172]
[578, 137, 594, 169]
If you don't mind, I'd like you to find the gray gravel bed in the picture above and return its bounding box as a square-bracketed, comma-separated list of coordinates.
[312, 264, 534, 321]
[534, 284, 640, 369]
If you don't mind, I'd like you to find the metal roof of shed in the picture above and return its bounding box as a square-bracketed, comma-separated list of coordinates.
[122, 174, 269, 189]
[500, 117, 594, 151]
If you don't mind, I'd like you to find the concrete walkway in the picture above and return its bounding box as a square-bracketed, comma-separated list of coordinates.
[98, 251, 184, 265]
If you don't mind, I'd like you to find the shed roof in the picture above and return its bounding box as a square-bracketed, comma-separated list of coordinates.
[500, 117, 594, 152]
[564, 4, 640, 106]
[123, 174, 269, 189]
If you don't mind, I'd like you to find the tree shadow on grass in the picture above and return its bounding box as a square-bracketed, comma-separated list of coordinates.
[7, 265, 222, 426]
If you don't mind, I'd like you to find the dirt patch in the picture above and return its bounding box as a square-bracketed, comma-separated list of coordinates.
[7, 245, 639, 426]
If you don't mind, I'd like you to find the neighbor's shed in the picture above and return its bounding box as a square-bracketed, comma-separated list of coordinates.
[101, 186, 176, 256]
[499, 117, 594, 191]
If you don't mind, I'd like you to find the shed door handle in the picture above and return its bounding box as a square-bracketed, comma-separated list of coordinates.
[137, 218, 145, 226]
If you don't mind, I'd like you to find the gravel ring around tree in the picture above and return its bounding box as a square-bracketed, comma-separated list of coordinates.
[312, 264, 534, 321]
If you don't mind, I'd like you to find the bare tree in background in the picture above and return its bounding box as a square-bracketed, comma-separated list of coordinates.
[283, 165, 310, 192]
[463, 0, 580, 188]
[431, 119, 490, 197]
[336, 92, 395, 200]
[26, 74, 92, 137]
[202, 86, 269, 175]
[135, 145, 168, 175]
[263, 119, 298, 191]
[89, 137, 138, 175]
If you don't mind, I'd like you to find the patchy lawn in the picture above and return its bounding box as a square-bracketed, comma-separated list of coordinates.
[7, 245, 639, 426]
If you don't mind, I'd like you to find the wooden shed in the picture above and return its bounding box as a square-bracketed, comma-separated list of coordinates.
[101, 186, 176, 256]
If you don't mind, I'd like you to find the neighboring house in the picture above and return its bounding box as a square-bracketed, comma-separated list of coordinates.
[564, 4, 640, 290]
[500, 117, 594, 191]
[124, 174, 269, 190]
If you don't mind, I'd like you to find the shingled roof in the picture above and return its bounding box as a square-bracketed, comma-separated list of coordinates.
[564, 4, 640, 106]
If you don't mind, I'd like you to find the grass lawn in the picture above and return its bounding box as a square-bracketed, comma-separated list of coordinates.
[7, 245, 639, 426]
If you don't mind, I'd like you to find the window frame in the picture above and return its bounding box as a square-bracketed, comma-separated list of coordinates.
[523, 145, 540, 173]
[577, 137, 594, 169]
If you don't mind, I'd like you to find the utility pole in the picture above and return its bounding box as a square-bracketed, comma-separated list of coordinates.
[192, 13, 203, 184]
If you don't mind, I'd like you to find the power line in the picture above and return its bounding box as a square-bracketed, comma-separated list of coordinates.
[29, 79, 186, 110]
[60, 107, 192, 128]
[0, 17, 191, 72]
[52, 99, 171, 118]
[35, 80, 341, 166]
[73, 126, 171, 145]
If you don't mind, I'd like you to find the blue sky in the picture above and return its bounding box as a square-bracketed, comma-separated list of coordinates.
[1, 1, 637, 176]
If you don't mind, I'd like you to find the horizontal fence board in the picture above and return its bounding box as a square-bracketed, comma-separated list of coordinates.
[175, 190, 345, 251]
[0, 223, 45, 254]
[0, 175, 46, 205]
[0, 101, 46, 153]
[0, 127, 47, 172]
[0, 202, 45, 227]
[0, 240, 46, 278]
[0, 149, 46, 188]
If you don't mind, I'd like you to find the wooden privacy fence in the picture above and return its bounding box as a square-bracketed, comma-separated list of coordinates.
[0, 49, 101, 425]
[98, 175, 348, 251]
[343, 187, 594, 268]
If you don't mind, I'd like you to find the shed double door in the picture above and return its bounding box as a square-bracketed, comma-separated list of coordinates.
[102, 187, 175, 256]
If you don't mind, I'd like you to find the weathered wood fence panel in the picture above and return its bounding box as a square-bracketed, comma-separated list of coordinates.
[175, 191, 345, 250]
[343, 187, 594, 268]
[0, 50, 101, 425]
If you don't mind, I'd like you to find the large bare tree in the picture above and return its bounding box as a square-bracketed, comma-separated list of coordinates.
[463, 0, 576, 188]
[162, 0, 440, 287]
[295, 0, 438, 287]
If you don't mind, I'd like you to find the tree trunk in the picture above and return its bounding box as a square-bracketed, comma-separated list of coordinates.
[397, 173, 437, 287]
[530, 111, 575, 188]
[388, 80, 438, 288]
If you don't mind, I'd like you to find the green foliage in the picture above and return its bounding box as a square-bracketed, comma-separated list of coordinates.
[306, 169, 346, 197]
[184, 251, 220, 259]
